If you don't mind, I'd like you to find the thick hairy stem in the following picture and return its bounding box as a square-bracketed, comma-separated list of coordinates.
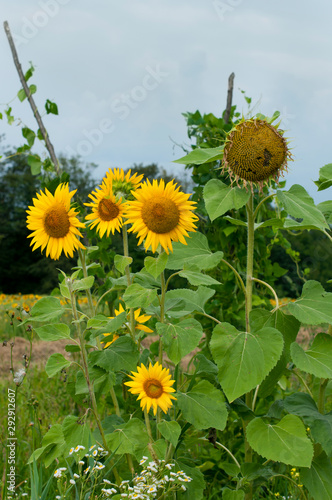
[78, 248, 95, 318]
[122, 226, 136, 342]
[67, 279, 121, 483]
[244, 194, 255, 500]
[317, 378, 329, 414]
[4, 21, 60, 176]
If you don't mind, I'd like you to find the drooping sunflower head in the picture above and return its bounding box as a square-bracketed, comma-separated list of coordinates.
[85, 179, 125, 237]
[125, 362, 176, 415]
[125, 179, 198, 254]
[26, 183, 86, 260]
[222, 118, 292, 190]
[105, 168, 144, 199]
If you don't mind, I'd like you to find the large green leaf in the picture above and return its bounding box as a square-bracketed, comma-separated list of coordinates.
[123, 284, 157, 309]
[114, 255, 132, 274]
[45, 353, 71, 378]
[203, 179, 250, 221]
[166, 232, 223, 271]
[317, 201, 332, 224]
[250, 309, 300, 397]
[157, 420, 181, 448]
[62, 415, 91, 457]
[210, 323, 283, 402]
[89, 336, 139, 373]
[175, 462, 205, 500]
[174, 146, 224, 166]
[284, 393, 332, 457]
[290, 333, 332, 378]
[222, 489, 245, 500]
[72, 276, 94, 292]
[88, 311, 127, 338]
[156, 319, 203, 365]
[277, 184, 329, 231]
[314, 163, 332, 192]
[301, 452, 332, 500]
[24, 296, 65, 324]
[176, 380, 228, 431]
[28, 424, 66, 467]
[144, 252, 168, 279]
[165, 286, 215, 317]
[34, 323, 71, 341]
[287, 281, 332, 325]
[179, 267, 221, 286]
[246, 415, 313, 467]
[106, 418, 149, 456]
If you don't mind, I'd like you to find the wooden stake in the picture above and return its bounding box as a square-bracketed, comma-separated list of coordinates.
[3, 21, 60, 176]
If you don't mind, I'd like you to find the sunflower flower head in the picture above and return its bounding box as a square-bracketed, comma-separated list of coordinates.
[85, 179, 124, 237]
[26, 183, 86, 260]
[105, 167, 144, 199]
[101, 303, 153, 348]
[125, 362, 176, 415]
[222, 117, 292, 191]
[125, 179, 198, 254]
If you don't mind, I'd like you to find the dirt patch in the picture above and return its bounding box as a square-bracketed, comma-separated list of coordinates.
[0, 337, 74, 378]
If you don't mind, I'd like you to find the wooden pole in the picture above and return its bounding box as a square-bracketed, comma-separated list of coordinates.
[223, 72, 235, 124]
[3, 21, 60, 176]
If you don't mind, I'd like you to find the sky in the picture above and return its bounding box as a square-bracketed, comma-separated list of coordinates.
[1, 0, 332, 203]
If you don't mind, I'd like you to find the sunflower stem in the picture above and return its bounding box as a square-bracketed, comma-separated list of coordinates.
[122, 225, 136, 343]
[252, 277, 279, 310]
[244, 193, 255, 500]
[317, 378, 329, 414]
[144, 408, 154, 445]
[67, 278, 121, 484]
[78, 248, 96, 318]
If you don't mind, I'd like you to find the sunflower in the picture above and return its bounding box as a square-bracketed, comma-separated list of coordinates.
[105, 168, 144, 198]
[125, 362, 176, 415]
[125, 179, 198, 254]
[222, 118, 292, 190]
[26, 183, 85, 260]
[85, 180, 125, 237]
[101, 303, 153, 348]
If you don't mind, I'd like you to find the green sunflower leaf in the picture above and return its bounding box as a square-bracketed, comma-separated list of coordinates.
[290, 333, 332, 378]
[166, 232, 223, 271]
[222, 489, 245, 500]
[250, 309, 300, 397]
[156, 318, 203, 365]
[144, 252, 168, 279]
[123, 283, 157, 309]
[165, 286, 215, 317]
[89, 336, 139, 373]
[246, 415, 313, 467]
[314, 163, 332, 192]
[210, 323, 283, 402]
[173, 146, 224, 166]
[34, 323, 71, 341]
[277, 184, 329, 231]
[114, 254, 132, 275]
[203, 179, 251, 221]
[176, 380, 228, 431]
[157, 420, 181, 448]
[45, 353, 71, 378]
[287, 280, 332, 325]
[106, 418, 149, 456]
[301, 452, 332, 500]
[166, 233, 224, 271]
[24, 296, 65, 324]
